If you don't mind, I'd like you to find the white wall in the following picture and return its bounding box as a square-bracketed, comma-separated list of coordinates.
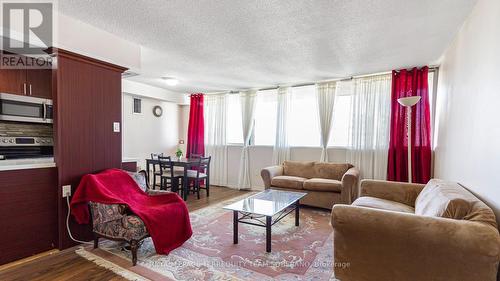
[123, 80, 187, 104]
[1, 12, 142, 70]
[56, 14, 142, 70]
[434, 0, 500, 224]
[178, 105, 190, 154]
[122, 93, 180, 170]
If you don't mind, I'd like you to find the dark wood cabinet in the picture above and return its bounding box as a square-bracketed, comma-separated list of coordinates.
[51, 48, 126, 249]
[0, 52, 52, 99]
[122, 161, 138, 172]
[0, 167, 58, 265]
[0, 68, 27, 95]
[0, 48, 126, 264]
[26, 69, 53, 99]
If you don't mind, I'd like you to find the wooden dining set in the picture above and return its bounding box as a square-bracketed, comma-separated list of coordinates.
[145, 153, 211, 201]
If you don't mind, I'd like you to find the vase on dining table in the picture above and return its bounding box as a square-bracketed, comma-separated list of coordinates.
[176, 148, 183, 160]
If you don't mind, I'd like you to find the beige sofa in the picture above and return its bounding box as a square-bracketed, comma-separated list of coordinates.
[331, 179, 500, 281]
[261, 161, 359, 209]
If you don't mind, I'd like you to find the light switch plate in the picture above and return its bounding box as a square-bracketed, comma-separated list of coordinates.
[113, 122, 120, 132]
[62, 185, 71, 197]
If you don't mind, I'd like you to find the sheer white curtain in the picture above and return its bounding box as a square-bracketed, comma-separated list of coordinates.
[237, 90, 257, 190]
[272, 86, 291, 165]
[316, 82, 337, 162]
[346, 74, 392, 180]
[204, 93, 228, 186]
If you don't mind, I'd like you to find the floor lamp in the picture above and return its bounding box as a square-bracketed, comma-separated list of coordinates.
[397, 96, 421, 183]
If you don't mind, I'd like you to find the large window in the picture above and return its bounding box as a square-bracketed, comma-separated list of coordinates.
[226, 94, 243, 144]
[253, 89, 277, 145]
[329, 81, 353, 147]
[288, 85, 320, 146]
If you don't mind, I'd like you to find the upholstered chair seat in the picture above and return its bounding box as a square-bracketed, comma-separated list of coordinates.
[91, 212, 148, 242]
[186, 170, 207, 178]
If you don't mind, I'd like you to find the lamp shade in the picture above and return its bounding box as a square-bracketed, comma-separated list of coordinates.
[398, 96, 421, 107]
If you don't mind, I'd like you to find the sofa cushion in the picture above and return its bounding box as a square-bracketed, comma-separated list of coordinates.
[271, 175, 306, 190]
[313, 162, 352, 180]
[283, 161, 316, 179]
[415, 179, 498, 227]
[353, 196, 415, 213]
[303, 178, 342, 192]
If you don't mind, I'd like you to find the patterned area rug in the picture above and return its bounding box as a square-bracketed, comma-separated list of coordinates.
[77, 194, 336, 281]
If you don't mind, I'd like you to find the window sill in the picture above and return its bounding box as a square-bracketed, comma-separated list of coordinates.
[222, 144, 349, 149]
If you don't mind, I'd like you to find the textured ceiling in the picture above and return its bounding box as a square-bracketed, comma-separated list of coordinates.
[58, 0, 477, 93]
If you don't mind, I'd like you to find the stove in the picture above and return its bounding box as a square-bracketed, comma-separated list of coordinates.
[0, 136, 53, 160]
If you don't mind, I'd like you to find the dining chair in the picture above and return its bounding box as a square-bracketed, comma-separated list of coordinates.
[186, 156, 211, 199]
[150, 153, 164, 189]
[158, 156, 183, 192]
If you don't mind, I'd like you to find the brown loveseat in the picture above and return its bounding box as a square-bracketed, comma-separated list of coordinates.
[331, 179, 500, 281]
[261, 161, 359, 209]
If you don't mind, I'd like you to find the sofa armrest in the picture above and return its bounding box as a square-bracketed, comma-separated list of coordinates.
[261, 166, 283, 188]
[341, 167, 360, 204]
[359, 179, 425, 207]
[331, 205, 500, 281]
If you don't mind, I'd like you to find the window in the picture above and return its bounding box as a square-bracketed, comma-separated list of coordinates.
[133, 98, 141, 114]
[428, 71, 437, 149]
[253, 89, 277, 145]
[226, 94, 243, 144]
[329, 81, 353, 147]
[288, 85, 320, 146]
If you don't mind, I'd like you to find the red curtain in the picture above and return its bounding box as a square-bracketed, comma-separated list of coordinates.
[187, 94, 205, 158]
[387, 67, 431, 183]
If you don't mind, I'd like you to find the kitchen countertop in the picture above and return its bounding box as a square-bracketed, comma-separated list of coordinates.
[122, 157, 139, 162]
[0, 157, 56, 171]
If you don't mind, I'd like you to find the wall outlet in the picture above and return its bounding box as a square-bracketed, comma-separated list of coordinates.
[62, 185, 71, 197]
[113, 122, 120, 132]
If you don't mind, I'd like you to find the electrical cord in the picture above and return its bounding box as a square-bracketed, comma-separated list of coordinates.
[66, 195, 93, 245]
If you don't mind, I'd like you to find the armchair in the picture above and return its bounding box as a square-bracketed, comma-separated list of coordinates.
[89, 170, 172, 265]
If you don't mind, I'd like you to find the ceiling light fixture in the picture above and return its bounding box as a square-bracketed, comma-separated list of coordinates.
[162, 77, 179, 86]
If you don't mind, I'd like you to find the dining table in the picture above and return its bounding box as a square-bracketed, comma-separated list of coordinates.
[145, 157, 200, 201]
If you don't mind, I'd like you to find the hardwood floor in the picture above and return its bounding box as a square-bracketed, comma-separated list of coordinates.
[0, 186, 250, 281]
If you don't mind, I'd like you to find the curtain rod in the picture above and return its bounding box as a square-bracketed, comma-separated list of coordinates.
[211, 66, 438, 95]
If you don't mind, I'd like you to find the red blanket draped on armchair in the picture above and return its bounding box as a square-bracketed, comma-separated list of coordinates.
[387, 66, 432, 184]
[70, 169, 192, 254]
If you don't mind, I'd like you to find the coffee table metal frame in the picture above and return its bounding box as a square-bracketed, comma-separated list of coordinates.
[227, 191, 305, 253]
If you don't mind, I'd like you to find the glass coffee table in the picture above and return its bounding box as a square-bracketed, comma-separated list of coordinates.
[223, 189, 307, 252]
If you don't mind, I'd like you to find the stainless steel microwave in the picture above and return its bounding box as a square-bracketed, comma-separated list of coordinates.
[0, 93, 53, 123]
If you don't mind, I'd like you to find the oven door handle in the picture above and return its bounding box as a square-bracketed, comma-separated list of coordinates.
[42, 102, 47, 121]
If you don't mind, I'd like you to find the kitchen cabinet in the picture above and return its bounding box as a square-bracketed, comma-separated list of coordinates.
[26, 69, 53, 99]
[0, 167, 58, 265]
[0, 68, 27, 95]
[0, 53, 52, 99]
